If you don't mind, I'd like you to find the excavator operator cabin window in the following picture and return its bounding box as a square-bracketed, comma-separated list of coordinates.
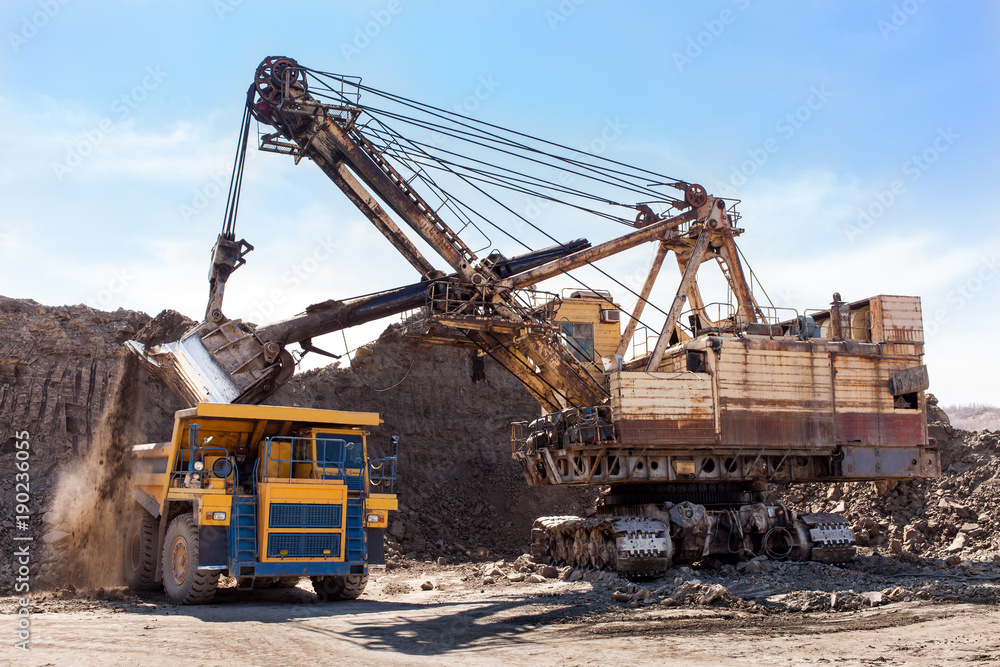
[560, 322, 595, 363]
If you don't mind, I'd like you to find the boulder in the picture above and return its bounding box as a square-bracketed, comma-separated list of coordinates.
[539, 565, 559, 579]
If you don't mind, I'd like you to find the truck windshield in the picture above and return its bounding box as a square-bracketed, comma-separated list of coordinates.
[315, 433, 364, 469]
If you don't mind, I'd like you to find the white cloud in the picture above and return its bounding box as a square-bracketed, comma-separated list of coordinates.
[0, 93, 241, 186]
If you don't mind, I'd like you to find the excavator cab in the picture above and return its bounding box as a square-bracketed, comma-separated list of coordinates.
[554, 289, 622, 370]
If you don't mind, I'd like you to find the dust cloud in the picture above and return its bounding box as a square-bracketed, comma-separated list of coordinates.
[43, 311, 191, 588]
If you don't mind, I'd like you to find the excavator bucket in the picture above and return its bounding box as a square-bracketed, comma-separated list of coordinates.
[125, 316, 290, 407]
[125, 329, 244, 406]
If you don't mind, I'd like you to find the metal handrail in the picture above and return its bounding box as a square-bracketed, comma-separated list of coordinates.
[511, 421, 530, 455]
[258, 436, 365, 484]
[170, 443, 233, 490]
[631, 325, 658, 359]
[683, 302, 805, 337]
[368, 436, 399, 494]
[428, 282, 561, 325]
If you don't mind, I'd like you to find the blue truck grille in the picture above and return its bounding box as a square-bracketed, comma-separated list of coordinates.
[269, 503, 342, 529]
[267, 533, 341, 559]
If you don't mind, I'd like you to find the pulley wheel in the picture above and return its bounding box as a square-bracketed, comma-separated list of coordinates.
[684, 183, 708, 208]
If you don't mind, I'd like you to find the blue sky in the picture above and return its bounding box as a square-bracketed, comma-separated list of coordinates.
[1, 1, 998, 405]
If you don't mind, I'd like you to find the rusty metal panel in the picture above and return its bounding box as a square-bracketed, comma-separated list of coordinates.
[831, 353, 927, 448]
[835, 412, 880, 445]
[832, 354, 894, 412]
[716, 347, 834, 404]
[833, 409, 926, 446]
[720, 413, 835, 448]
[841, 445, 937, 478]
[871, 295, 923, 344]
[611, 372, 716, 446]
[712, 342, 837, 448]
[617, 418, 716, 446]
[879, 342, 925, 356]
[610, 372, 714, 418]
[878, 413, 926, 445]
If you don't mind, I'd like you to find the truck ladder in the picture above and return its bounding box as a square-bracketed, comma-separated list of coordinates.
[231, 493, 258, 577]
[345, 494, 367, 562]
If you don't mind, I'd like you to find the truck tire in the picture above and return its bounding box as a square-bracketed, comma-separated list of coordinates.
[311, 574, 368, 601]
[162, 514, 219, 604]
[123, 507, 160, 592]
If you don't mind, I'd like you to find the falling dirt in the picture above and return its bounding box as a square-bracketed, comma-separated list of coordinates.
[40, 311, 193, 588]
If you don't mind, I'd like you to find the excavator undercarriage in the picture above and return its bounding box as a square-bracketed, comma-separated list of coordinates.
[531, 506, 855, 579]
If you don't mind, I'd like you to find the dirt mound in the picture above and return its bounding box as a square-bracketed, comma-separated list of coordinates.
[271, 323, 595, 562]
[0, 297, 188, 592]
[944, 403, 1000, 431]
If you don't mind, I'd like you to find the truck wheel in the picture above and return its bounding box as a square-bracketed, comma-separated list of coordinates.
[311, 574, 368, 601]
[123, 507, 160, 592]
[162, 514, 219, 604]
[337, 574, 368, 599]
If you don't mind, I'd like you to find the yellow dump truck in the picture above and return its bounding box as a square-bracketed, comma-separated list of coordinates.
[124, 403, 398, 604]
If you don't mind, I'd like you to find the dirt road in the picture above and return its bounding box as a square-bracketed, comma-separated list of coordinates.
[4, 565, 999, 666]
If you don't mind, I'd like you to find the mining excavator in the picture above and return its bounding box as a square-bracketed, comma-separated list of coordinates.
[129, 56, 939, 578]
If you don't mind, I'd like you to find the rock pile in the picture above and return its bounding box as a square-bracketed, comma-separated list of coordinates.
[780, 416, 1000, 564]
[605, 555, 1000, 611]
[615, 579, 747, 607]
[476, 553, 563, 585]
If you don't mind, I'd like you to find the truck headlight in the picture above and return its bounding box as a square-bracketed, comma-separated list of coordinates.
[367, 513, 381, 523]
[193, 460, 205, 471]
[211, 512, 226, 521]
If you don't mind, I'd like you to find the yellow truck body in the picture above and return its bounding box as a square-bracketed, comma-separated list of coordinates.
[126, 403, 398, 604]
